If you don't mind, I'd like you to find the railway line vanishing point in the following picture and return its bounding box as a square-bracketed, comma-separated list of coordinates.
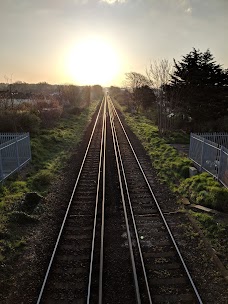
[36, 95, 204, 303]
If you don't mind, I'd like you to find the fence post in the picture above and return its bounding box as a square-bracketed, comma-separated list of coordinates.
[0, 149, 3, 181]
[15, 137, 20, 167]
[200, 138, 205, 172]
[217, 146, 223, 181]
[28, 133, 32, 160]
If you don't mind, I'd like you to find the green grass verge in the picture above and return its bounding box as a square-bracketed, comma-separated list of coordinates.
[121, 108, 228, 268]
[0, 100, 99, 263]
[123, 113, 192, 187]
[122, 110, 228, 213]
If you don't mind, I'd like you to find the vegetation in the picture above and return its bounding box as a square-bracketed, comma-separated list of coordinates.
[123, 112, 190, 185]
[118, 109, 228, 213]
[167, 48, 228, 131]
[109, 47, 228, 214]
[121, 48, 228, 133]
[190, 211, 228, 269]
[0, 99, 99, 264]
[0, 83, 103, 133]
[118, 107, 228, 266]
[178, 173, 228, 212]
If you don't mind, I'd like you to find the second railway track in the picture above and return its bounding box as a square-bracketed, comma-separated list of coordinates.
[36, 94, 203, 303]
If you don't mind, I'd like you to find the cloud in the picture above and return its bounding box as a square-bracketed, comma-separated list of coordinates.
[100, 0, 127, 4]
[185, 7, 192, 14]
[178, 0, 193, 14]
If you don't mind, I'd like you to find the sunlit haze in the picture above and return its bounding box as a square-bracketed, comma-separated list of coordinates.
[66, 37, 120, 85]
[0, 0, 227, 86]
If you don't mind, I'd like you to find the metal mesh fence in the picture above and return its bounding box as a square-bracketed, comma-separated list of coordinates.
[189, 133, 228, 188]
[0, 133, 31, 182]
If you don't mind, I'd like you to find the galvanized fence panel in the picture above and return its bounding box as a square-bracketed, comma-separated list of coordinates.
[189, 133, 228, 188]
[189, 134, 203, 169]
[198, 132, 228, 148]
[201, 139, 220, 178]
[0, 133, 31, 182]
[218, 146, 228, 188]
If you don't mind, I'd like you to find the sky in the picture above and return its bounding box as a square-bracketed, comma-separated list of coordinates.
[0, 0, 227, 86]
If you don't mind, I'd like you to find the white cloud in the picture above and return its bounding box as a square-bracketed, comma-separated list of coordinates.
[100, 0, 127, 4]
[185, 7, 192, 14]
[177, 0, 193, 14]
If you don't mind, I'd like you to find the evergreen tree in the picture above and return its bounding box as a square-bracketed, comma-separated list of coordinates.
[134, 85, 156, 110]
[170, 48, 228, 128]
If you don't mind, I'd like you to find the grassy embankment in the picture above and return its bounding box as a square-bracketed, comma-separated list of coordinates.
[0, 101, 99, 263]
[120, 107, 228, 267]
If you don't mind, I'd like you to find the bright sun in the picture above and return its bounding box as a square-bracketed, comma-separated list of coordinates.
[66, 37, 120, 86]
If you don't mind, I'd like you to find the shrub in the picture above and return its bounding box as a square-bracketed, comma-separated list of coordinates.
[209, 187, 228, 212]
[17, 112, 41, 133]
[29, 170, 53, 192]
[39, 107, 63, 128]
[0, 111, 41, 133]
[178, 173, 228, 212]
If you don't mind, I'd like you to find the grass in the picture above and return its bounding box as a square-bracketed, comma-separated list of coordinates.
[0, 100, 99, 264]
[117, 104, 228, 268]
[190, 211, 228, 269]
[119, 108, 228, 213]
[178, 173, 228, 212]
[123, 112, 192, 188]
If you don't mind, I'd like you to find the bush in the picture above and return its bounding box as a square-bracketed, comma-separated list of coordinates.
[18, 112, 41, 133]
[209, 187, 228, 212]
[178, 173, 228, 212]
[0, 111, 41, 133]
[39, 107, 63, 127]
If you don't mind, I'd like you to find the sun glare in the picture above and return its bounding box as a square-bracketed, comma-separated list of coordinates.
[66, 37, 120, 86]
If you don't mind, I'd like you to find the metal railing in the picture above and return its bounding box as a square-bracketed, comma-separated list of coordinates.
[0, 133, 31, 182]
[189, 133, 228, 188]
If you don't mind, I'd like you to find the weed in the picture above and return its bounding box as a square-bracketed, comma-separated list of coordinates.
[191, 211, 228, 266]
[0, 100, 99, 268]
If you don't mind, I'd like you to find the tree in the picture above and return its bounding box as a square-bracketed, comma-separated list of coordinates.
[109, 86, 131, 106]
[91, 85, 103, 100]
[125, 72, 150, 112]
[125, 72, 149, 92]
[147, 59, 173, 133]
[134, 85, 156, 110]
[60, 85, 81, 107]
[170, 48, 228, 129]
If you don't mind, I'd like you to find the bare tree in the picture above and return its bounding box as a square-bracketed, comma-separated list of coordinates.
[125, 72, 150, 112]
[146, 59, 173, 133]
[4, 74, 14, 109]
[125, 72, 149, 92]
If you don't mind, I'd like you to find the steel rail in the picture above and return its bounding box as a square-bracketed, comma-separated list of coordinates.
[87, 97, 106, 304]
[107, 98, 141, 304]
[109, 97, 203, 304]
[99, 96, 107, 304]
[36, 98, 104, 304]
[108, 99, 153, 304]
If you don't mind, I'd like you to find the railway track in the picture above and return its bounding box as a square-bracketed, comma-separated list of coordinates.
[36, 95, 203, 303]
